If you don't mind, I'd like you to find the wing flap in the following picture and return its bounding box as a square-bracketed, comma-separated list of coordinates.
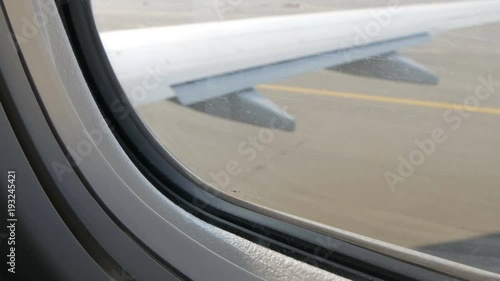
[173, 33, 431, 105]
[330, 52, 439, 85]
[189, 89, 296, 131]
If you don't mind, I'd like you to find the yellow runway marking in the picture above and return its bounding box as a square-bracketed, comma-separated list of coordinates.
[258, 84, 500, 115]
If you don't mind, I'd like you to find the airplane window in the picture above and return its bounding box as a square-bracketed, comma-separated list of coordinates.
[91, 0, 500, 277]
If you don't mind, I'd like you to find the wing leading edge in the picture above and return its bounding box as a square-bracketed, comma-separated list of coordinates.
[100, 1, 500, 131]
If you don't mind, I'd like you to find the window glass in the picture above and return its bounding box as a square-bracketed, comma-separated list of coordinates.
[92, 0, 500, 275]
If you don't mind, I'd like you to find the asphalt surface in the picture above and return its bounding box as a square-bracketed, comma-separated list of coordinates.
[93, 0, 500, 274]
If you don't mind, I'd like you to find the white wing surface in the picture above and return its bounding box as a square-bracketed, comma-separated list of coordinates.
[100, 1, 500, 131]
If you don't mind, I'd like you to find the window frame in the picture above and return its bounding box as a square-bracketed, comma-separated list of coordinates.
[2, 0, 490, 280]
[55, 1, 488, 280]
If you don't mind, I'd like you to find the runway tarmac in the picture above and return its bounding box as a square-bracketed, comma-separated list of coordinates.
[93, 0, 500, 274]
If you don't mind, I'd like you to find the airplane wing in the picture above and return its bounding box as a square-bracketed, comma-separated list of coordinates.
[99, 1, 500, 131]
